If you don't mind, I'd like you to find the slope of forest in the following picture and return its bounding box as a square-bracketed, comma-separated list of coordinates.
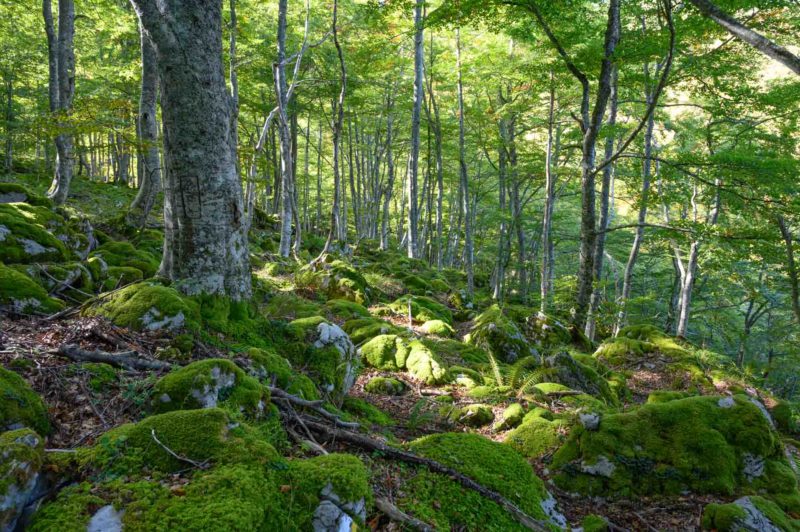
[1, 0, 800, 530]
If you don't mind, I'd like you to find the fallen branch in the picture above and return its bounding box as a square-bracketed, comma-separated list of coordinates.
[268, 386, 359, 429]
[56, 344, 172, 371]
[150, 429, 209, 469]
[298, 417, 551, 531]
[375, 497, 434, 532]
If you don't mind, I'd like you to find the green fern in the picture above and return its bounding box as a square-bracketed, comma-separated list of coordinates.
[487, 352, 505, 387]
[509, 356, 539, 389]
[515, 367, 559, 397]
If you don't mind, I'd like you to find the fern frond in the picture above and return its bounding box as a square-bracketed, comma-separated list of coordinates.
[509, 356, 539, 388]
[487, 352, 505, 387]
[516, 368, 559, 397]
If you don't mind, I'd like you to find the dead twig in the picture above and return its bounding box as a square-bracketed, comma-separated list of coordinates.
[268, 386, 359, 429]
[375, 497, 434, 532]
[55, 344, 172, 372]
[150, 428, 209, 470]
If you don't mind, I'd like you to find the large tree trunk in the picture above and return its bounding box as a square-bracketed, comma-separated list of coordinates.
[406, 0, 424, 259]
[130, 0, 251, 300]
[455, 28, 474, 297]
[44, 0, 75, 205]
[126, 26, 161, 228]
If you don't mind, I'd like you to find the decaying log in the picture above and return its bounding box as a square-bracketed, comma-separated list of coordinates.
[56, 344, 172, 371]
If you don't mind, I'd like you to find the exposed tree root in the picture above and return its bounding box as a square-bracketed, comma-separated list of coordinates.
[55, 343, 172, 371]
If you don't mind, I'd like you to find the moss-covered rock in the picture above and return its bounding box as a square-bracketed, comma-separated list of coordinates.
[581, 514, 610, 532]
[89, 241, 160, 278]
[400, 433, 566, 530]
[544, 351, 616, 404]
[102, 266, 144, 290]
[702, 496, 799, 531]
[522, 312, 592, 351]
[89, 408, 279, 475]
[447, 403, 495, 427]
[505, 416, 567, 458]
[406, 340, 448, 385]
[421, 319, 455, 337]
[493, 403, 525, 431]
[466, 305, 536, 363]
[86, 281, 201, 331]
[323, 298, 371, 320]
[12, 262, 94, 298]
[0, 428, 45, 531]
[244, 347, 319, 400]
[342, 316, 402, 344]
[298, 259, 372, 305]
[152, 359, 268, 419]
[359, 334, 410, 371]
[0, 203, 70, 263]
[364, 376, 407, 395]
[551, 395, 799, 507]
[387, 295, 453, 325]
[262, 292, 321, 320]
[342, 396, 394, 426]
[0, 183, 51, 207]
[286, 316, 360, 397]
[0, 367, 50, 434]
[0, 263, 64, 314]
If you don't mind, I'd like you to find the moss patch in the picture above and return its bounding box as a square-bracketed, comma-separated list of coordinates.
[400, 433, 555, 531]
[466, 304, 534, 363]
[406, 340, 448, 385]
[89, 241, 159, 278]
[152, 359, 268, 419]
[364, 376, 406, 395]
[0, 263, 64, 314]
[87, 281, 201, 331]
[360, 334, 410, 371]
[0, 367, 50, 434]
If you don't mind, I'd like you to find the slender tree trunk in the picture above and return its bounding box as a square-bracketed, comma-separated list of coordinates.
[406, 0, 424, 259]
[540, 71, 558, 314]
[455, 28, 473, 296]
[585, 67, 618, 340]
[44, 0, 76, 205]
[316, 122, 323, 232]
[777, 215, 800, 324]
[130, 0, 251, 300]
[4, 76, 12, 171]
[126, 25, 161, 228]
[276, 0, 296, 257]
[380, 91, 396, 251]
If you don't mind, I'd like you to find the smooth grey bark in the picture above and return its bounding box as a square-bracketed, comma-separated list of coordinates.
[126, 25, 161, 228]
[276, 0, 296, 257]
[406, 0, 424, 259]
[540, 71, 558, 314]
[585, 66, 618, 340]
[44, 0, 75, 205]
[380, 90, 396, 251]
[687, 0, 800, 75]
[4, 76, 11, 171]
[455, 28, 474, 297]
[615, 55, 661, 334]
[130, 0, 251, 300]
[317, 0, 346, 259]
[777, 215, 800, 324]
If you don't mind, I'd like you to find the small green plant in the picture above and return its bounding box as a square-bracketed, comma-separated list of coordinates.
[406, 398, 435, 431]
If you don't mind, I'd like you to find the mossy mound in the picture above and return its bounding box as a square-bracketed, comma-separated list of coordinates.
[285, 316, 359, 397]
[702, 495, 800, 531]
[0, 182, 52, 206]
[0, 367, 50, 434]
[1, 428, 45, 531]
[360, 334, 410, 371]
[551, 395, 799, 508]
[342, 396, 394, 426]
[447, 404, 494, 427]
[400, 433, 565, 530]
[89, 241, 160, 278]
[406, 340, 448, 385]
[343, 316, 402, 344]
[493, 403, 524, 431]
[364, 376, 406, 395]
[0, 203, 70, 263]
[102, 266, 143, 290]
[86, 281, 201, 331]
[31, 453, 370, 531]
[298, 259, 372, 305]
[596, 325, 688, 365]
[466, 305, 535, 363]
[420, 319, 455, 337]
[152, 359, 268, 419]
[262, 292, 321, 320]
[0, 263, 64, 314]
[323, 298, 371, 320]
[88, 408, 279, 475]
[12, 262, 94, 300]
[244, 347, 319, 400]
[505, 416, 568, 458]
[544, 351, 617, 404]
[387, 295, 453, 325]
